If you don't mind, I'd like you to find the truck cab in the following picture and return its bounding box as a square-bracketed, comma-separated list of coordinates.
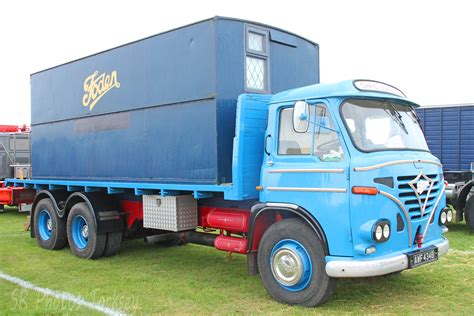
[252, 79, 449, 305]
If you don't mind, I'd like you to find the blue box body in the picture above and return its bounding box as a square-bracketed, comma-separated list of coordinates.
[31, 17, 319, 184]
[417, 105, 474, 171]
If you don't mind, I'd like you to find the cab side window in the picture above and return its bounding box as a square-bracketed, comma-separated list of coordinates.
[314, 105, 344, 161]
[278, 106, 313, 155]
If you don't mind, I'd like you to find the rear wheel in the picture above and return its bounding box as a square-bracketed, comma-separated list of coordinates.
[257, 218, 335, 307]
[33, 198, 67, 250]
[67, 202, 106, 259]
[465, 196, 474, 232]
[103, 232, 122, 257]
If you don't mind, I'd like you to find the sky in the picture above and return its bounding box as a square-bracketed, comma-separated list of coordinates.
[1, 0, 473, 125]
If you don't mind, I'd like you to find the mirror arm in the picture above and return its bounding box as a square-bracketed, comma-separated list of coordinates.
[305, 119, 339, 133]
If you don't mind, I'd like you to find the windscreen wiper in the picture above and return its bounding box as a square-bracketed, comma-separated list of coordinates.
[384, 102, 408, 134]
[408, 104, 422, 126]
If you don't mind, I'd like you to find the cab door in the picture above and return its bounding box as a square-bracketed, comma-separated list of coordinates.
[260, 100, 353, 256]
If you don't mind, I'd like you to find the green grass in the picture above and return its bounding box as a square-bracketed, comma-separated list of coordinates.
[1, 206, 473, 315]
[0, 280, 102, 316]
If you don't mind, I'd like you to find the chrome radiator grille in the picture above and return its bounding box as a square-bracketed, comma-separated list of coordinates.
[397, 173, 441, 220]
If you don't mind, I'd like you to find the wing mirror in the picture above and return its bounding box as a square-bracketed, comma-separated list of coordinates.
[293, 101, 309, 133]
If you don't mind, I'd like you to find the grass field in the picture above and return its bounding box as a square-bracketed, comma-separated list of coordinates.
[1, 207, 473, 315]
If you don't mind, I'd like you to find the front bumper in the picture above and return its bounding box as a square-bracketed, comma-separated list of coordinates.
[325, 238, 449, 278]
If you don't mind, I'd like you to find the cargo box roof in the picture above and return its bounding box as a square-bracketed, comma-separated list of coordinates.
[31, 16, 318, 76]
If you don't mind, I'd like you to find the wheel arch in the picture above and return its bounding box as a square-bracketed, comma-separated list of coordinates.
[455, 180, 473, 221]
[30, 190, 69, 238]
[247, 203, 329, 255]
[64, 192, 124, 234]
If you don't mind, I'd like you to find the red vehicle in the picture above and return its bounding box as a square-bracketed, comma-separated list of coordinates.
[0, 125, 32, 212]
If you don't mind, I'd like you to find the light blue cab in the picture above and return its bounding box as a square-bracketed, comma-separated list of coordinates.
[258, 80, 449, 279]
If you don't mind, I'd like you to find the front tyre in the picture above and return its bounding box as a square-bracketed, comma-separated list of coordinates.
[257, 218, 335, 307]
[67, 202, 106, 259]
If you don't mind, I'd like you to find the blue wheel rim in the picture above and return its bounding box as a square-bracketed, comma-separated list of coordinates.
[71, 215, 89, 250]
[270, 239, 313, 292]
[38, 209, 52, 241]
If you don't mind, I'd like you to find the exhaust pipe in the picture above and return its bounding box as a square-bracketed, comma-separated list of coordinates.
[144, 233, 179, 244]
[145, 231, 218, 247]
[183, 231, 217, 247]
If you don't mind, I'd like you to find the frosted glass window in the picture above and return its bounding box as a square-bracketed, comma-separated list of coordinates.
[248, 32, 264, 52]
[246, 57, 265, 90]
[245, 25, 269, 92]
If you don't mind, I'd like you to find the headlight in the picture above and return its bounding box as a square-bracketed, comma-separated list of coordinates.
[383, 224, 390, 239]
[373, 220, 390, 242]
[446, 209, 453, 223]
[439, 209, 446, 225]
[375, 225, 383, 240]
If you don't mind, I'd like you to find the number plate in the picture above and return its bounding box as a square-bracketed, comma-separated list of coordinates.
[407, 246, 438, 268]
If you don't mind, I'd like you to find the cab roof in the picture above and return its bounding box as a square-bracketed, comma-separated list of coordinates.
[270, 79, 420, 107]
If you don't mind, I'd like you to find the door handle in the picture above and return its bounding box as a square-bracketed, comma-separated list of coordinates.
[264, 135, 272, 155]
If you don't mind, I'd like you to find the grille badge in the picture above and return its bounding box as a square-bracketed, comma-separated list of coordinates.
[416, 179, 430, 194]
[408, 171, 435, 218]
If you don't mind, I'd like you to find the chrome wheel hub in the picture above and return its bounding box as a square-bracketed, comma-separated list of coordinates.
[271, 247, 303, 286]
[46, 219, 52, 231]
[81, 224, 89, 239]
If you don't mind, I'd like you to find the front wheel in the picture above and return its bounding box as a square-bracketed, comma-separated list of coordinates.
[257, 218, 335, 307]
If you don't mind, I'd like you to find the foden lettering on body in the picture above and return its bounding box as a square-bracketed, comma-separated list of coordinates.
[82, 70, 121, 111]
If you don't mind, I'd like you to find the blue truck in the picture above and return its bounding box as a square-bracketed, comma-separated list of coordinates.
[6, 17, 450, 306]
[417, 104, 474, 231]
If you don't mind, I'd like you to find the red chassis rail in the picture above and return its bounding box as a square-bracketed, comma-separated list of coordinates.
[0, 184, 35, 207]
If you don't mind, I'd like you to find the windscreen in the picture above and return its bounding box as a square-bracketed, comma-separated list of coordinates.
[341, 99, 429, 152]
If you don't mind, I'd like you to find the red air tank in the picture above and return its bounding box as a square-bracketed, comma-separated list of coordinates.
[200, 206, 250, 233]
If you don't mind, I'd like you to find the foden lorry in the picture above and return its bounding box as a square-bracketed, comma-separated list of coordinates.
[6, 17, 450, 306]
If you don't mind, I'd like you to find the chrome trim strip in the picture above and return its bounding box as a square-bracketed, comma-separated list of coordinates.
[266, 202, 298, 210]
[326, 238, 449, 278]
[266, 187, 347, 193]
[379, 190, 412, 247]
[420, 181, 434, 218]
[268, 168, 344, 174]
[354, 159, 442, 172]
[422, 181, 447, 239]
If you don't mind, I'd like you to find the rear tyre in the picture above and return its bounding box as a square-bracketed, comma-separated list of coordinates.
[465, 196, 474, 232]
[67, 202, 106, 259]
[102, 232, 122, 257]
[33, 198, 67, 250]
[257, 218, 336, 307]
